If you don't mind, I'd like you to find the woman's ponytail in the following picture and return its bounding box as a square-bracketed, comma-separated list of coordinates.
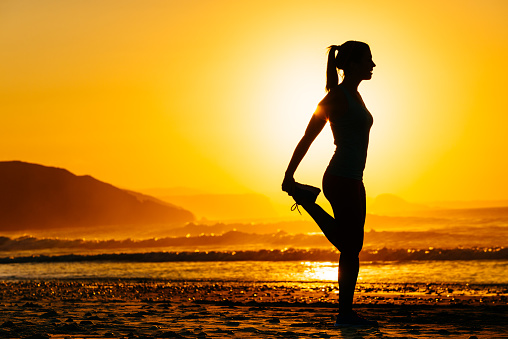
[326, 45, 339, 92]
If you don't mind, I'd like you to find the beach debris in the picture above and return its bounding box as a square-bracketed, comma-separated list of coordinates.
[87, 315, 102, 320]
[225, 321, 240, 326]
[60, 322, 81, 332]
[39, 310, 58, 318]
[0, 321, 14, 328]
[238, 327, 260, 333]
[22, 302, 41, 308]
[290, 322, 314, 327]
[159, 331, 183, 338]
[24, 334, 50, 339]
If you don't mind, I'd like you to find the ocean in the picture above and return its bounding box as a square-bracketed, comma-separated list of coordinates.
[1, 214, 507, 286]
[1, 259, 507, 285]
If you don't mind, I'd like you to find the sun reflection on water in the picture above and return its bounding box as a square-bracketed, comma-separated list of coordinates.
[300, 261, 337, 282]
[1, 260, 506, 284]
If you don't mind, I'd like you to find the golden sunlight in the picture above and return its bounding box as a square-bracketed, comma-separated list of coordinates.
[301, 262, 338, 282]
[1, 2, 508, 335]
[1, 0, 508, 207]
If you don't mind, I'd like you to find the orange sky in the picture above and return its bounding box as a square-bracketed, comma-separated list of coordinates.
[1, 0, 508, 212]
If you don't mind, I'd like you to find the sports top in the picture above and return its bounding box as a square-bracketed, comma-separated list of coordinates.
[317, 85, 373, 181]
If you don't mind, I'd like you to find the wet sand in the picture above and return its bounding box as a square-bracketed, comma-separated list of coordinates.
[0, 280, 506, 338]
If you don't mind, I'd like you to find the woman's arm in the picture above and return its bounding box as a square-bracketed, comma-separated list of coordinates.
[282, 111, 327, 193]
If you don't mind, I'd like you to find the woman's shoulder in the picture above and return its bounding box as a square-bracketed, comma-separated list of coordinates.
[318, 85, 347, 111]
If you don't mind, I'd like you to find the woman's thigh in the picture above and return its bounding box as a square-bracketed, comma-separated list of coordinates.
[322, 171, 366, 253]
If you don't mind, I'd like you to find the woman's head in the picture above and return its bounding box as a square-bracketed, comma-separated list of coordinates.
[326, 41, 374, 91]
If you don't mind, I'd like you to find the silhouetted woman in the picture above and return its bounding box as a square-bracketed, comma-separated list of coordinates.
[282, 41, 378, 327]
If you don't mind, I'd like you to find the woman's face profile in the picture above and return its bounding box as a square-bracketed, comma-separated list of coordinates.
[351, 49, 376, 81]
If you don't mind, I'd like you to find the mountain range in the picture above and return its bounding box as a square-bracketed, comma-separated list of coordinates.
[0, 161, 194, 231]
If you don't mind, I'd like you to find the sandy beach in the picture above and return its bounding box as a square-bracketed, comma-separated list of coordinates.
[0, 280, 506, 338]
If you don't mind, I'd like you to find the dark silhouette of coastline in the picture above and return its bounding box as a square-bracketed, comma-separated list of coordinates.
[0, 161, 194, 230]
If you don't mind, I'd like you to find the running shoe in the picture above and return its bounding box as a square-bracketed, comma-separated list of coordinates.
[291, 182, 321, 204]
[334, 311, 378, 327]
[290, 182, 321, 214]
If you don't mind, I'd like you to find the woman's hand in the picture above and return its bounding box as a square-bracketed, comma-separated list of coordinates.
[282, 175, 296, 195]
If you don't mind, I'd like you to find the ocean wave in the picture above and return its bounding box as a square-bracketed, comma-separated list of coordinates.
[1, 226, 507, 254]
[1, 247, 507, 263]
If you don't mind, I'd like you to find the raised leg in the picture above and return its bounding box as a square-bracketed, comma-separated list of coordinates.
[300, 202, 342, 251]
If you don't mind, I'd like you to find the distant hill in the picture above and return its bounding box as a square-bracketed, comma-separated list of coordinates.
[0, 161, 195, 231]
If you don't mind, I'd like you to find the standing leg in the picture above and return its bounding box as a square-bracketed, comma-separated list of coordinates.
[338, 252, 360, 315]
[322, 172, 366, 316]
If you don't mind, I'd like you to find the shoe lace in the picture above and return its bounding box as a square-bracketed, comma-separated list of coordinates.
[291, 203, 302, 215]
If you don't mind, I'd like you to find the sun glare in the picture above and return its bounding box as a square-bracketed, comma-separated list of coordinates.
[3, 0, 508, 204]
[301, 262, 337, 282]
[257, 53, 335, 169]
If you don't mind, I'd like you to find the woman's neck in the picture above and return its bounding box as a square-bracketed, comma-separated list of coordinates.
[341, 76, 361, 92]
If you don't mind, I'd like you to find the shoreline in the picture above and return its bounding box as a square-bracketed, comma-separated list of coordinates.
[0, 280, 506, 338]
